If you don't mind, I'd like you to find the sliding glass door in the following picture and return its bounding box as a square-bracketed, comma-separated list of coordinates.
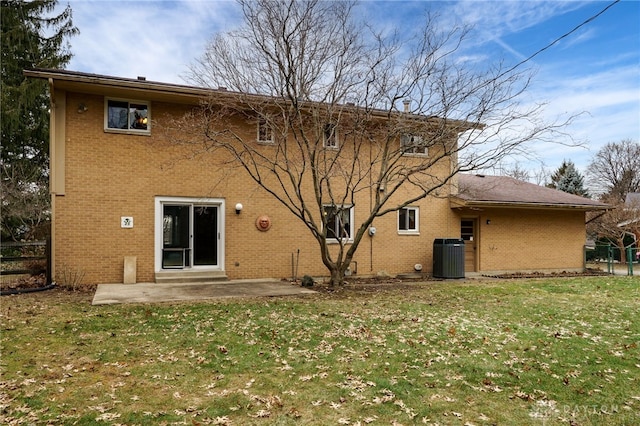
[193, 206, 218, 266]
[159, 200, 222, 270]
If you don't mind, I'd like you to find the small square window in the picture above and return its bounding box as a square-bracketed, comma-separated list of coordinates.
[257, 119, 274, 144]
[323, 204, 353, 242]
[323, 123, 338, 149]
[401, 134, 428, 155]
[105, 99, 149, 133]
[398, 207, 419, 234]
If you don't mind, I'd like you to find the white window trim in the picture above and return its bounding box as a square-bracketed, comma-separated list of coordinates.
[323, 123, 339, 149]
[104, 97, 151, 135]
[323, 204, 354, 244]
[401, 134, 428, 156]
[397, 206, 420, 235]
[257, 119, 275, 144]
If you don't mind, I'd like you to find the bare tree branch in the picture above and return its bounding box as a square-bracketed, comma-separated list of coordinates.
[168, 0, 575, 286]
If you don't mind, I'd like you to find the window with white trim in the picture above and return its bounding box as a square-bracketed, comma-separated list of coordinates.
[323, 123, 338, 149]
[401, 134, 428, 155]
[398, 206, 419, 234]
[105, 99, 149, 133]
[323, 204, 353, 242]
[257, 119, 274, 144]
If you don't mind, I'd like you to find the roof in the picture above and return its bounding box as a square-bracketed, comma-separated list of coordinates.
[451, 174, 610, 211]
[23, 68, 217, 104]
[23, 68, 479, 132]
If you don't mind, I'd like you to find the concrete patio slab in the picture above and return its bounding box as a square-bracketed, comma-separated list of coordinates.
[92, 279, 316, 305]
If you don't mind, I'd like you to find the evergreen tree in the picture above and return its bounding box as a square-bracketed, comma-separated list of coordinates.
[548, 160, 569, 189]
[1, 0, 78, 240]
[548, 160, 589, 197]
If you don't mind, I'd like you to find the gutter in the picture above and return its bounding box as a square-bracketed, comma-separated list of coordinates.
[451, 198, 610, 211]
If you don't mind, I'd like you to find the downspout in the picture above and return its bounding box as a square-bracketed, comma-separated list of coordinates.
[48, 78, 56, 283]
[369, 132, 373, 272]
[585, 210, 608, 224]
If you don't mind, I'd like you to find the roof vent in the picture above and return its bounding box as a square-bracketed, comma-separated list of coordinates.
[218, 86, 227, 91]
[137, 76, 146, 81]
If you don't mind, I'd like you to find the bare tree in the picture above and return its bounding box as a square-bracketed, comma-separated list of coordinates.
[587, 195, 639, 263]
[0, 160, 50, 241]
[587, 139, 640, 202]
[174, 0, 568, 286]
[501, 163, 531, 182]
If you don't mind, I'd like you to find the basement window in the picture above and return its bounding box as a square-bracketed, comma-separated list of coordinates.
[105, 98, 150, 133]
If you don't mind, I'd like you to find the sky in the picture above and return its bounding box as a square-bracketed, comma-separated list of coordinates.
[54, 0, 639, 184]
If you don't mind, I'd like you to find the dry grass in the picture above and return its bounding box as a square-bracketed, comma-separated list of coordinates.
[1, 276, 638, 425]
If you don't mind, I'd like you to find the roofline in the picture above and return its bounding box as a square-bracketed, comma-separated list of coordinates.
[450, 197, 612, 211]
[24, 68, 480, 131]
[24, 68, 219, 103]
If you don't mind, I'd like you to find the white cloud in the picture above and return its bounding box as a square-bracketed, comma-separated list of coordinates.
[64, 0, 239, 83]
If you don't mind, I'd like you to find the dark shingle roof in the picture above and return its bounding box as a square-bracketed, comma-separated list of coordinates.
[453, 174, 609, 210]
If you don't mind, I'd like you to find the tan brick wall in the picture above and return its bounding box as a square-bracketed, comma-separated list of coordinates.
[454, 208, 586, 273]
[55, 91, 463, 284]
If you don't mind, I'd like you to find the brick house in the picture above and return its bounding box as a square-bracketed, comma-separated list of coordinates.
[25, 69, 609, 285]
[452, 174, 609, 273]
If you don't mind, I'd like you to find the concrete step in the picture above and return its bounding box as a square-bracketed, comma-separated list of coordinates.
[155, 270, 228, 284]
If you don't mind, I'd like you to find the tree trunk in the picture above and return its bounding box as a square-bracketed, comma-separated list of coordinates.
[326, 261, 351, 287]
[617, 237, 626, 263]
[327, 268, 342, 287]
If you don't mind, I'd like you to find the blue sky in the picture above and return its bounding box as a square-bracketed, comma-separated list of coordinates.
[57, 0, 639, 183]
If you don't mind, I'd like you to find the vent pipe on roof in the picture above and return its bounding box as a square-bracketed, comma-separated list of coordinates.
[137, 76, 146, 81]
[403, 99, 410, 113]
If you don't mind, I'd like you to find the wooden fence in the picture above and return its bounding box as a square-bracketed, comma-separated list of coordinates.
[0, 239, 51, 285]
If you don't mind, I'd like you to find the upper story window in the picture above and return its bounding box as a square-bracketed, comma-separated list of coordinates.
[323, 123, 338, 149]
[323, 204, 353, 243]
[105, 99, 149, 133]
[401, 134, 428, 156]
[398, 206, 419, 234]
[257, 119, 274, 144]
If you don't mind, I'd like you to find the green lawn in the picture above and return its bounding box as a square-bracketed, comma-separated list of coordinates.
[1, 276, 639, 425]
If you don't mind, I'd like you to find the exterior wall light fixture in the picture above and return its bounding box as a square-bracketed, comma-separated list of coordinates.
[235, 203, 243, 214]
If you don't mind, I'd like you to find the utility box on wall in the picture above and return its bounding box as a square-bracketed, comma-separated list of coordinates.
[433, 238, 465, 279]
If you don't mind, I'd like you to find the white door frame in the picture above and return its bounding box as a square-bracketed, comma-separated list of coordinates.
[154, 196, 225, 273]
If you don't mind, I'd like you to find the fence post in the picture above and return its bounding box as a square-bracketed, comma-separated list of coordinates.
[627, 247, 634, 276]
[607, 244, 613, 274]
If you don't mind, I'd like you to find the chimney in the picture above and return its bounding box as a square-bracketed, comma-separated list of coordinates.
[403, 99, 411, 113]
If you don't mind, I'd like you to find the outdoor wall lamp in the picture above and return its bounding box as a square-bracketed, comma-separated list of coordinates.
[77, 103, 88, 113]
[235, 203, 243, 214]
[486, 219, 491, 225]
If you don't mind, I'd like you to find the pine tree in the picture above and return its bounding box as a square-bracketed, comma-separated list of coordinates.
[548, 160, 569, 189]
[1, 0, 78, 240]
[548, 160, 589, 197]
